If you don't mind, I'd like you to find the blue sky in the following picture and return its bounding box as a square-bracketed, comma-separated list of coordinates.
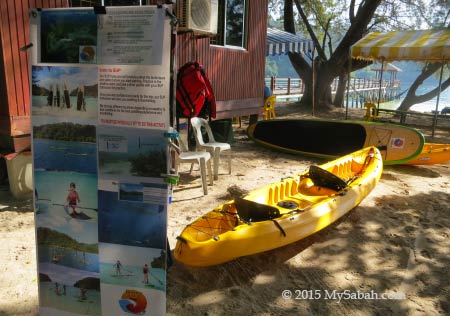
[32, 66, 98, 91]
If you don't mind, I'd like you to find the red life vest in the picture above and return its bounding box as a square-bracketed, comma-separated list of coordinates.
[176, 61, 216, 118]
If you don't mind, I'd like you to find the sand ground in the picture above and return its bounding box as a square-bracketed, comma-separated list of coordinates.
[0, 103, 449, 316]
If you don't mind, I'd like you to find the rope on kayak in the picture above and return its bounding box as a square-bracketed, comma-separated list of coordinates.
[181, 211, 238, 242]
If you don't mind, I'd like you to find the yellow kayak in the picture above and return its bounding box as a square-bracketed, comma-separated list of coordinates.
[174, 147, 383, 267]
[404, 143, 450, 165]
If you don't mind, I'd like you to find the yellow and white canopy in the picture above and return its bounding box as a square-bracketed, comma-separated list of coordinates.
[351, 29, 450, 62]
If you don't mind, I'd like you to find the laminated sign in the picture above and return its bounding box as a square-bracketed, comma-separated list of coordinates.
[30, 6, 171, 316]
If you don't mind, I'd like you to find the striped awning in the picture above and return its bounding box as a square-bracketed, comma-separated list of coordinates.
[351, 29, 450, 62]
[266, 28, 313, 56]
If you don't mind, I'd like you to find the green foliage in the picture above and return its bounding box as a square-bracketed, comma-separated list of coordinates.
[265, 58, 279, 77]
[33, 123, 96, 143]
[129, 150, 167, 177]
[37, 227, 98, 253]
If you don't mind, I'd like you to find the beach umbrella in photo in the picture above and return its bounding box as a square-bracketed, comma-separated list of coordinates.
[73, 277, 100, 291]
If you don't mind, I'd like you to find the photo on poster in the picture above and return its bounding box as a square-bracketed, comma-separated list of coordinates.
[118, 183, 144, 202]
[33, 122, 97, 175]
[99, 243, 166, 292]
[98, 189, 166, 249]
[38, 262, 101, 316]
[118, 182, 168, 204]
[40, 9, 97, 63]
[35, 221, 100, 315]
[100, 283, 166, 316]
[32, 66, 98, 123]
[35, 217, 99, 272]
[35, 170, 98, 221]
[98, 126, 167, 179]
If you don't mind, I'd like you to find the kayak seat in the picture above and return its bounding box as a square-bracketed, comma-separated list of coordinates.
[234, 197, 281, 223]
[308, 165, 347, 191]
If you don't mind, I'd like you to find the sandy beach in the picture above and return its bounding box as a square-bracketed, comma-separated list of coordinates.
[1, 103, 449, 316]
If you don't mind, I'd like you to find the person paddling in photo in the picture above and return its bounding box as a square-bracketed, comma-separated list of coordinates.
[143, 264, 149, 284]
[65, 182, 81, 216]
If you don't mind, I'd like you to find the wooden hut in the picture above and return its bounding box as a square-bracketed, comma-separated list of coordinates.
[0, 0, 268, 153]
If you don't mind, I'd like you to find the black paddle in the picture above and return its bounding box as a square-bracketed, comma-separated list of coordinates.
[52, 203, 98, 212]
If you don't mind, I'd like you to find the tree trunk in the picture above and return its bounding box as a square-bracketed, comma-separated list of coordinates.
[333, 73, 348, 107]
[314, 66, 334, 110]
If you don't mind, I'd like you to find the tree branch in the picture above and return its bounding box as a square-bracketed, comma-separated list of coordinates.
[283, 0, 296, 33]
[349, 0, 356, 23]
[292, 0, 327, 60]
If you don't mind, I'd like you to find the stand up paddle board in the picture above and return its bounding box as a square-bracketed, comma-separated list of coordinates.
[248, 119, 425, 165]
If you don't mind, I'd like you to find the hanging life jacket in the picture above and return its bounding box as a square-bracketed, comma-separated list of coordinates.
[176, 61, 216, 119]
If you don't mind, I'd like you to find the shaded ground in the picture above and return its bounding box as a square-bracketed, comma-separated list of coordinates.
[0, 103, 449, 316]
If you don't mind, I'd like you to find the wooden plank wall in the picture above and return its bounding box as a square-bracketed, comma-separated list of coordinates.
[0, 0, 67, 141]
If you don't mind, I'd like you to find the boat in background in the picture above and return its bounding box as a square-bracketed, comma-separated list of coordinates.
[404, 143, 450, 165]
[174, 146, 383, 267]
[247, 119, 425, 165]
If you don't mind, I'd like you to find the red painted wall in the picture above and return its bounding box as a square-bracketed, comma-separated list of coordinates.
[0, 0, 67, 145]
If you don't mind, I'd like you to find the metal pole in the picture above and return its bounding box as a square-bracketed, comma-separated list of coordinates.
[312, 46, 316, 117]
[432, 60, 445, 138]
[346, 57, 351, 120]
[376, 58, 385, 111]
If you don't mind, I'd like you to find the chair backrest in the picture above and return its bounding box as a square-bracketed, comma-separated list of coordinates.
[190, 117, 216, 146]
[168, 134, 190, 154]
[264, 95, 277, 111]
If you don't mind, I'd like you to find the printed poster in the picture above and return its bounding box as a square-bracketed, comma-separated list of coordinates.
[97, 6, 165, 65]
[30, 6, 171, 316]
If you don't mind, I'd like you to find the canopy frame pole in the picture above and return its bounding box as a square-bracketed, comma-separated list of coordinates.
[345, 55, 352, 120]
[432, 58, 445, 138]
[312, 46, 316, 117]
[376, 58, 385, 111]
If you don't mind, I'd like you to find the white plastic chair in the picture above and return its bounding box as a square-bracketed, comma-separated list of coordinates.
[190, 117, 231, 180]
[169, 134, 213, 195]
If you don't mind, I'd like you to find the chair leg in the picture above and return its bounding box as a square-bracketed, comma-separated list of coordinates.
[199, 158, 208, 195]
[227, 149, 231, 175]
[207, 159, 213, 186]
[213, 147, 220, 180]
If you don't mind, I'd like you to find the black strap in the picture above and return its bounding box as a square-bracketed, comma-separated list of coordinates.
[176, 236, 187, 244]
[272, 220, 286, 237]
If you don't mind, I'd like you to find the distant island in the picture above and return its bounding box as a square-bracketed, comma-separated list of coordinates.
[37, 227, 98, 253]
[33, 122, 96, 143]
[151, 249, 166, 269]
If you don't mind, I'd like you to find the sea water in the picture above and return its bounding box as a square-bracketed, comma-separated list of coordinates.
[38, 245, 99, 273]
[34, 139, 97, 174]
[353, 61, 450, 113]
[377, 80, 450, 113]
